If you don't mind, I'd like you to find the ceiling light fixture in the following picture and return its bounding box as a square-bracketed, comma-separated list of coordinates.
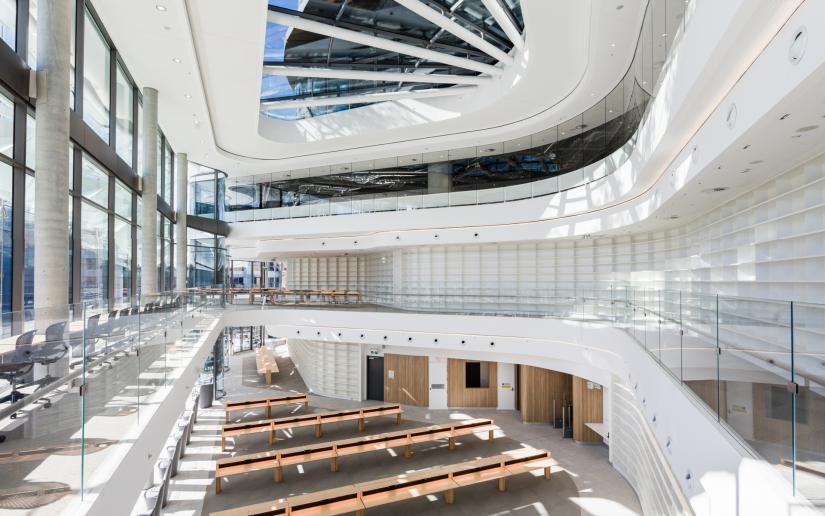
[184, 93, 191, 99]
[155, 4, 167, 11]
[172, 57, 181, 63]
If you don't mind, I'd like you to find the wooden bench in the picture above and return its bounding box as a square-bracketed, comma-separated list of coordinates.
[224, 393, 309, 423]
[211, 449, 554, 515]
[220, 404, 402, 451]
[214, 418, 498, 493]
[255, 347, 279, 384]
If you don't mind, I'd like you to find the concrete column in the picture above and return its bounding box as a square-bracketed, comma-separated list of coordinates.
[140, 87, 159, 296]
[427, 163, 451, 194]
[175, 153, 188, 292]
[33, 0, 72, 310]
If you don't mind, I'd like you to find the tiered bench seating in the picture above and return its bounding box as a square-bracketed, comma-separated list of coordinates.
[211, 449, 554, 515]
[220, 404, 402, 451]
[255, 347, 279, 384]
[224, 393, 310, 423]
[214, 418, 498, 493]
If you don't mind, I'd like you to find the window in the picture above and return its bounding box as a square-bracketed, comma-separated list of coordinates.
[82, 156, 109, 207]
[115, 64, 133, 165]
[137, 101, 143, 174]
[26, 0, 35, 68]
[115, 179, 132, 220]
[0, 0, 15, 51]
[114, 218, 131, 302]
[0, 161, 11, 312]
[164, 142, 173, 203]
[0, 93, 12, 158]
[83, 11, 111, 142]
[23, 174, 33, 307]
[465, 362, 490, 388]
[80, 202, 108, 302]
[25, 114, 34, 169]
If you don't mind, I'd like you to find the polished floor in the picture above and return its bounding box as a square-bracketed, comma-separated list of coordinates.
[164, 341, 642, 516]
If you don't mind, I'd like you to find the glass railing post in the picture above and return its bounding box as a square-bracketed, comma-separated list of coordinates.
[679, 290, 683, 382]
[790, 300, 796, 496]
[715, 294, 721, 422]
[80, 301, 87, 499]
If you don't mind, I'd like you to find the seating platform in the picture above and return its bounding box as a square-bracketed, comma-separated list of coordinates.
[214, 418, 498, 493]
[220, 404, 402, 451]
[211, 448, 554, 515]
[255, 347, 278, 384]
[224, 393, 309, 423]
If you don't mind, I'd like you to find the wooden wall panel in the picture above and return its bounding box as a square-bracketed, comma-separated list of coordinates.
[518, 365, 572, 423]
[383, 354, 429, 407]
[686, 380, 728, 416]
[572, 376, 604, 442]
[447, 359, 498, 407]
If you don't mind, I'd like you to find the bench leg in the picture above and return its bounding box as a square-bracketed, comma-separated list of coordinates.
[358, 418, 365, 432]
[265, 371, 272, 384]
[221, 436, 226, 451]
[355, 510, 365, 516]
[331, 456, 339, 472]
[215, 477, 221, 494]
[544, 466, 552, 480]
[315, 423, 322, 438]
[489, 429, 495, 441]
[275, 466, 283, 483]
[404, 444, 412, 458]
[225, 412, 229, 424]
[448, 437, 456, 451]
[445, 489, 454, 505]
[266, 405, 271, 419]
[498, 478, 507, 492]
[396, 413, 401, 425]
[304, 401, 309, 409]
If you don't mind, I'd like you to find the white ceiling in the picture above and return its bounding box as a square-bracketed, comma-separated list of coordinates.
[90, 0, 646, 176]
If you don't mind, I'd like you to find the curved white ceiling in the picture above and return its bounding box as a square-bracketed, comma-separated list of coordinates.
[91, 0, 645, 176]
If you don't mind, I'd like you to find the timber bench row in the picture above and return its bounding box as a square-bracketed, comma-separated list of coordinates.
[220, 404, 403, 450]
[255, 347, 278, 384]
[224, 393, 309, 423]
[214, 418, 498, 493]
[211, 448, 554, 516]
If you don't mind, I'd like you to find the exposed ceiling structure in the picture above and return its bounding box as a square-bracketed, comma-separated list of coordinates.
[90, 0, 647, 176]
[260, 0, 524, 120]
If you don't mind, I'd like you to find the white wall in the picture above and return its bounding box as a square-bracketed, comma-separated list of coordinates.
[285, 338, 362, 401]
[497, 362, 516, 410]
[279, 153, 825, 305]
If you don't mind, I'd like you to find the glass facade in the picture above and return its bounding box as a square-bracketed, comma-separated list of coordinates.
[82, 11, 111, 142]
[115, 63, 134, 165]
[0, 0, 187, 310]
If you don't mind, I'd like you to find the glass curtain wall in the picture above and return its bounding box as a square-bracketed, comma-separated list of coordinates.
[0, 0, 179, 311]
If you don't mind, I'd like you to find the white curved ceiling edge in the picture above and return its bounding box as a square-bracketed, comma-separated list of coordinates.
[226, 0, 819, 259]
[185, 0, 646, 173]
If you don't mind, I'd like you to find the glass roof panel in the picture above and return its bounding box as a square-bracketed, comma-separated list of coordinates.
[262, 0, 521, 120]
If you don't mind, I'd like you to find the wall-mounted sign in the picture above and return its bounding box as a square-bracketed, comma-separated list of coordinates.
[500, 383, 512, 390]
[388, 370, 395, 380]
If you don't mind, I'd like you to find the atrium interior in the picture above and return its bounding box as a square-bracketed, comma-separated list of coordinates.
[0, 1, 823, 515]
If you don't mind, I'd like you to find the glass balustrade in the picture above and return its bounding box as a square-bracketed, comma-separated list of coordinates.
[0, 290, 224, 511]
[217, 284, 822, 502]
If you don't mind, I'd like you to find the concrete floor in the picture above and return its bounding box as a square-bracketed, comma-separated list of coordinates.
[165, 342, 642, 516]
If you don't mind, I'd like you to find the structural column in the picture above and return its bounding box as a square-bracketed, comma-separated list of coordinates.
[175, 153, 188, 292]
[427, 163, 451, 194]
[140, 87, 159, 296]
[33, 0, 72, 310]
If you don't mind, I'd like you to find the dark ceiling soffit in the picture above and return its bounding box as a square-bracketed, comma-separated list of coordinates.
[267, 5, 491, 60]
[420, 0, 513, 48]
[188, 214, 230, 237]
[261, 83, 450, 103]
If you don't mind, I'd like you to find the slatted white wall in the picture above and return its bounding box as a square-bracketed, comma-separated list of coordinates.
[610, 379, 692, 516]
[284, 254, 393, 302]
[282, 154, 825, 305]
[286, 339, 362, 401]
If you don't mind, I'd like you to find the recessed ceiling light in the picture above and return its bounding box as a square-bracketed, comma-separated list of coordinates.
[796, 125, 818, 132]
[779, 113, 790, 120]
[155, 4, 167, 11]
[163, 26, 172, 31]
[749, 160, 764, 165]
[184, 93, 192, 99]
[172, 57, 181, 63]
[616, 4, 624, 10]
